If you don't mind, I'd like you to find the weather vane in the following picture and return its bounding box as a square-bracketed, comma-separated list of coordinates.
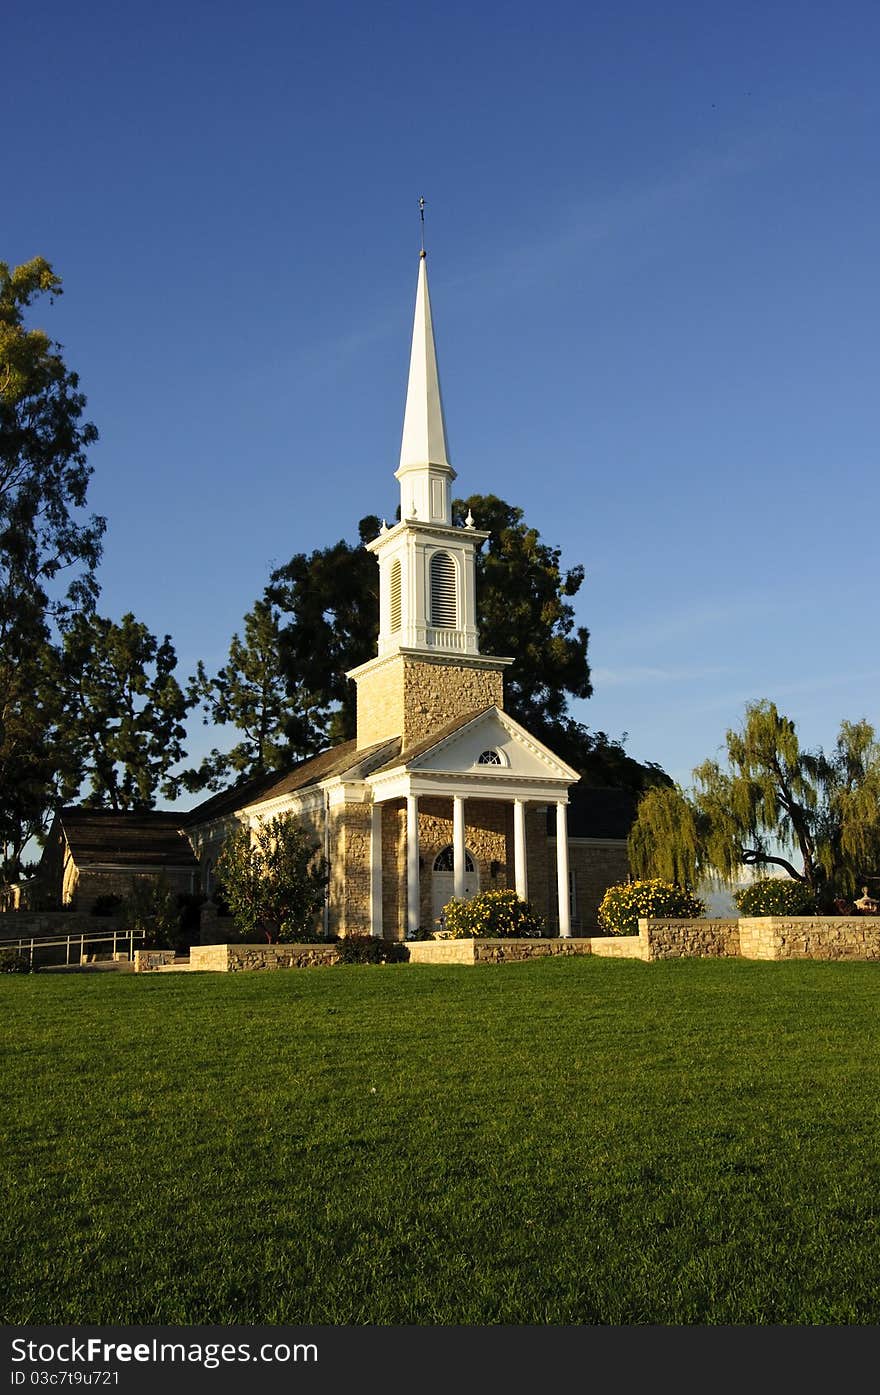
[419, 196, 426, 255]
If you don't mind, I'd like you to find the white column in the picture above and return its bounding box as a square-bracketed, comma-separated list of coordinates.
[407, 793, 420, 939]
[453, 795, 466, 899]
[513, 798, 528, 903]
[370, 803, 383, 938]
[556, 801, 571, 938]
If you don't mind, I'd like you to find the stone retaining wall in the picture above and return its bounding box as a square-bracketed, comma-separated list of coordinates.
[639, 918, 741, 960]
[407, 937, 594, 964]
[0, 911, 125, 942]
[739, 916, 880, 960]
[590, 934, 646, 959]
[189, 943, 340, 972]
[133, 949, 177, 972]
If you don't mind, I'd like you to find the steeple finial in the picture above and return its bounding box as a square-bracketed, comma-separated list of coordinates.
[419, 196, 426, 257]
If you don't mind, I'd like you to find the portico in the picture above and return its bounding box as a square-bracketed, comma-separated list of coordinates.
[364, 706, 579, 938]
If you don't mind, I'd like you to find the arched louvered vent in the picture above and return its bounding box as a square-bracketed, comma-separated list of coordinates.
[430, 551, 457, 629]
[390, 559, 402, 633]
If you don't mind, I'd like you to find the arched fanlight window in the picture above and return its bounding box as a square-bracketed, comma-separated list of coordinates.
[389, 558, 402, 633]
[430, 551, 457, 628]
[433, 845, 475, 872]
[477, 749, 502, 765]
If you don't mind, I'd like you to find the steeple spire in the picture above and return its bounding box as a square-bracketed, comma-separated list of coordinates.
[396, 250, 454, 510]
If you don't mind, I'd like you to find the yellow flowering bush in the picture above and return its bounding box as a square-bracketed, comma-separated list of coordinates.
[598, 879, 706, 936]
[440, 889, 545, 939]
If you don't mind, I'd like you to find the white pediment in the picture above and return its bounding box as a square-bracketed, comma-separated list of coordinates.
[407, 708, 579, 782]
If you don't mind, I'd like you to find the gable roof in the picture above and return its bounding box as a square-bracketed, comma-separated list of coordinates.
[59, 808, 198, 869]
[370, 706, 581, 784]
[241, 736, 401, 809]
[184, 737, 404, 826]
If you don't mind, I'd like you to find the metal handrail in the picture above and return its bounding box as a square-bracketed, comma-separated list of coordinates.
[1, 928, 148, 967]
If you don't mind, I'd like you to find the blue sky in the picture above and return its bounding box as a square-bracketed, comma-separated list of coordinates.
[5, 0, 879, 802]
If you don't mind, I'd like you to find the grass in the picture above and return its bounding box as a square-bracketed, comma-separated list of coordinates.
[2, 956, 880, 1325]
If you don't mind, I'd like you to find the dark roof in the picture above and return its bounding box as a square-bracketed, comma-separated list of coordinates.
[556, 786, 639, 841]
[59, 808, 198, 868]
[180, 767, 295, 827]
[184, 736, 403, 826]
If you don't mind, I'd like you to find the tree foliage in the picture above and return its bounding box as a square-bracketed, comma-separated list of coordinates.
[59, 611, 191, 810]
[628, 701, 880, 905]
[0, 257, 104, 635]
[216, 815, 328, 943]
[266, 516, 379, 752]
[182, 599, 300, 792]
[260, 497, 668, 793]
[0, 258, 105, 875]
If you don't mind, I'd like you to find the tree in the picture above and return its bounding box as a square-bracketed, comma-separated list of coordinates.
[266, 516, 380, 752]
[0, 257, 105, 875]
[182, 599, 301, 792]
[216, 815, 328, 943]
[0, 631, 80, 878]
[58, 611, 192, 810]
[0, 257, 105, 629]
[124, 874, 180, 950]
[628, 701, 880, 906]
[262, 497, 668, 792]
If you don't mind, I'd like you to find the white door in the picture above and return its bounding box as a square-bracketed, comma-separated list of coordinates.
[432, 846, 480, 929]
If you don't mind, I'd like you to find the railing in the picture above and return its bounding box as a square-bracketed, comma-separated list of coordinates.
[1, 928, 147, 969]
[425, 627, 466, 650]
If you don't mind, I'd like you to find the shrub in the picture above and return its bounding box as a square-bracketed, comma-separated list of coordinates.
[441, 889, 545, 939]
[598, 879, 706, 937]
[334, 934, 408, 965]
[0, 948, 33, 973]
[734, 878, 815, 917]
[90, 894, 124, 917]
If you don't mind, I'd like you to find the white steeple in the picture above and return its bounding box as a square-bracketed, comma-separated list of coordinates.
[347, 240, 513, 748]
[395, 251, 456, 525]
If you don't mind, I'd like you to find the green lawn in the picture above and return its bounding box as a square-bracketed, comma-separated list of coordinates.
[2, 957, 880, 1325]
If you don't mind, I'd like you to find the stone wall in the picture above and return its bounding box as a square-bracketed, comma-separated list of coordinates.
[190, 943, 340, 972]
[407, 937, 594, 965]
[566, 839, 630, 933]
[71, 866, 196, 908]
[354, 652, 504, 749]
[133, 949, 177, 972]
[590, 934, 646, 959]
[417, 796, 509, 934]
[639, 918, 741, 960]
[333, 801, 373, 936]
[0, 910, 126, 942]
[739, 916, 880, 960]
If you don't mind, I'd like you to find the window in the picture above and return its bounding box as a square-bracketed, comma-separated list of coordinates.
[390, 558, 402, 633]
[477, 749, 502, 765]
[433, 845, 475, 872]
[430, 551, 457, 628]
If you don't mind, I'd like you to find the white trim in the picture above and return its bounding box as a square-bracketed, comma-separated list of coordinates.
[514, 798, 528, 902]
[406, 794, 420, 939]
[556, 802, 571, 938]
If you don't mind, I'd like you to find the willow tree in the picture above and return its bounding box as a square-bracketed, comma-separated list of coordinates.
[628, 701, 880, 906]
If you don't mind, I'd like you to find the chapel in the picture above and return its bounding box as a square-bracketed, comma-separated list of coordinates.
[183, 249, 631, 938]
[23, 250, 633, 935]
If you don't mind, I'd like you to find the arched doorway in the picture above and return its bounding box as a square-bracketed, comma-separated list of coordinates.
[431, 844, 480, 928]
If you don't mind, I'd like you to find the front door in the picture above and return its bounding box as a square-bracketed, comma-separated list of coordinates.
[432, 845, 480, 930]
